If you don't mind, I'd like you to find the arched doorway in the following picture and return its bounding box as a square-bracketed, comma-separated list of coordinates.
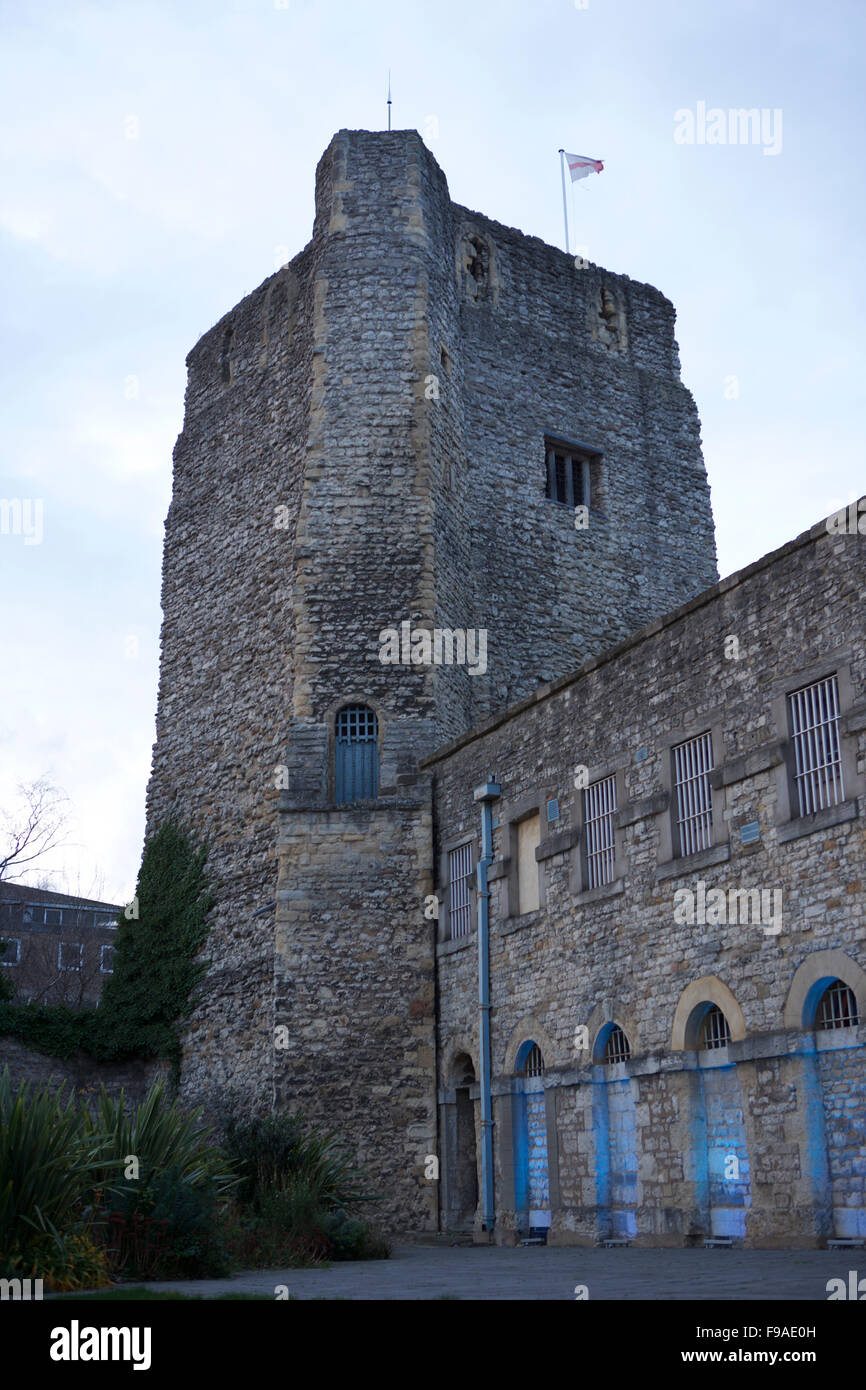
[513, 1042, 550, 1238]
[690, 1002, 752, 1239]
[593, 1023, 638, 1240]
[450, 1053, 478, 1232]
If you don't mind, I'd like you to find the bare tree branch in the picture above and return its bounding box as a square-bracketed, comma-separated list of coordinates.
[0, 777, 70, 883]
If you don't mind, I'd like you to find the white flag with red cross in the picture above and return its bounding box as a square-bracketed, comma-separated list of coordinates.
[564, 152, 604, 180]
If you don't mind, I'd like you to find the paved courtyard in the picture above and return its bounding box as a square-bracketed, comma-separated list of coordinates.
[134, 1242, 851, 1301]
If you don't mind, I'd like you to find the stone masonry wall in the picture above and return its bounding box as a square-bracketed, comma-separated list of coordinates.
[144, 128, 721, 1227]
[428, 515, 866, 1246]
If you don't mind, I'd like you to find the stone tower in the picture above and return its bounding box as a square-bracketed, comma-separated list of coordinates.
[145, 129, 717, 1229]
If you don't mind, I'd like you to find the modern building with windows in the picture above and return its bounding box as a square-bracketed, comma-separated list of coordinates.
[130, 129, 865, 1247]
[0, 884, 121, 1007]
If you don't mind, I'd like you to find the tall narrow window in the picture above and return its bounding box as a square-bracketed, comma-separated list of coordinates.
[584, 773, 617, 888]
[788, 674, 844, 816]
[335, 704, 379, 803]
[448, 843, 474, 940]
[673, 731, 714, 856]
[516, 813, 541, 914]
[545, 446, 590, 507]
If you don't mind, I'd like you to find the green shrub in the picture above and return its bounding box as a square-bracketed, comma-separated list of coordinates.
[94, 821, 214, 1070]
[219, 1111, 388, 1265]
[24, 1230, 112, 1293]
[318, 1207, 391, 1261]
[222, 1112, 379, 1213]
[83, 1082, 237, 1281]
[0, 1068, 114, 1286]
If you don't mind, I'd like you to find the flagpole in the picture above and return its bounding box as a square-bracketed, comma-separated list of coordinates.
[558, 149, 569, 254]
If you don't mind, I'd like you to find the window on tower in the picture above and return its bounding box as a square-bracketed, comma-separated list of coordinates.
[334, 704, 379, 803]
[544, 437, 601, 509]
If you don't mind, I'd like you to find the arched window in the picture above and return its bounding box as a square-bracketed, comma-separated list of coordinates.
[700, 1005, 731, 1051]
[603, 1025, 631, 1065]
[518, 1043, 545, 1078]
[816, 979, 859, 1031]
[334, 704, 379, 803]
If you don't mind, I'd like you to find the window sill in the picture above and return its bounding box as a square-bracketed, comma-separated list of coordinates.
[572, 879, 625, 907]
[775, 799, 859, 844]
[815, 1025, 863, 1052]
[655, 842, 731, 882]
[437, 932, 476, 958]
[501, 910, 542, 936]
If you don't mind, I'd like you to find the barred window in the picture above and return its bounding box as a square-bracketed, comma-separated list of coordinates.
[545, 444, 592, 507]
[335, 704, 379, 803]
[584, 773, 617, 889]
[519, 1043, 545, 1077]
[816, 979, 859, 1031]
[603, 1025, 631, 1065]
[673, 731, 714, 856]
[787, 675, 844, 816]
[448, 843, 474, 940]
[700, 1005, 730, 1051]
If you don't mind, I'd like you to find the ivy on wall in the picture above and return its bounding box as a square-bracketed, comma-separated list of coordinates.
[0, 820, 214, 1077]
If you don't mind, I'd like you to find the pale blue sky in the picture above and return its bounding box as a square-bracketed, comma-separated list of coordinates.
[1, 0, 863, 899]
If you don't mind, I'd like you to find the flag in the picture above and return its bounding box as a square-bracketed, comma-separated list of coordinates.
[564, 152, 604, 181]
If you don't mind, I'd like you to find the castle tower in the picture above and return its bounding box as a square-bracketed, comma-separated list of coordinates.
[145, 130, 717, 1229]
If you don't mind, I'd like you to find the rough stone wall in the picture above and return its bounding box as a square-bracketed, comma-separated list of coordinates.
[275, 795, 436, 1231]
[0, 1038, 168, 1104]
[440, 199, 718, 718]
[145, 222, 320, 1114]
[429, 517, 866, 1245]
[144, 127, 720, 1226]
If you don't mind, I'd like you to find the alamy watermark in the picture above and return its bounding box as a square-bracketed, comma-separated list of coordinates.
[1, 498, 43, 545]
[674, 103, 782, 156]
[826, 497, 865, 535]
[673, 879, 782, 936]
[379, 620, 487, 676]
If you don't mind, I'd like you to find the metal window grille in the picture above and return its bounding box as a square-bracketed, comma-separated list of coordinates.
[448, 843, 473, 940]
[521, 1044, 545, 1077]
[673, 731, 714, 856]
[584, 773, 617, 889]
[817, 979, 859, 1030]
[554, 453, 567, 501]
[700, 1005, 730, 1051]
[604, 1025, 631, 1064]
[788, 675, 844, 816]
[546, 449, 589, 506]
[335, 704, 379, 803]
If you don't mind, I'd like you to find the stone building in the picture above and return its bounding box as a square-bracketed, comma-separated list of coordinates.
[143, 128, 865, 1245]
[427, 513, 866, 1247]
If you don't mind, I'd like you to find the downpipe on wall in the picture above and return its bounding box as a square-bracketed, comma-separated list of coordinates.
[474, 778, 501, 1232]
